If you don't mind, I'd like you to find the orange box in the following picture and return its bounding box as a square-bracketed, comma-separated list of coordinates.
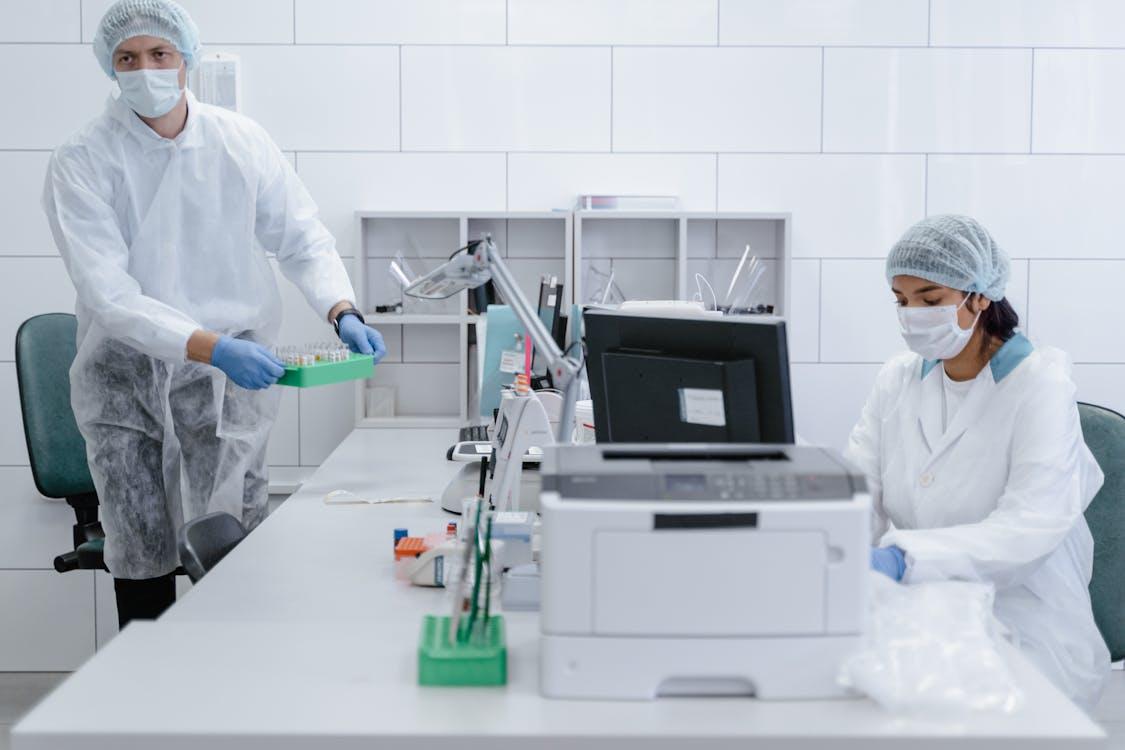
[394, 536, 429, 561]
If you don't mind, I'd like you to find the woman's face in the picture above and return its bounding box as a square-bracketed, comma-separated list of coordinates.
[891, 274, 990, 330]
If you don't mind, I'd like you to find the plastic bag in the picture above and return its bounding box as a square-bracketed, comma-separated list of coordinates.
[839, 572, 1023, 715]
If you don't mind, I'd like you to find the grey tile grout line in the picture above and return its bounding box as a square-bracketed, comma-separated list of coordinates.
[78, 0, 83, 42]
[817, 258, 823, 363]
[402, 44, 407, 151]
[716, 0, 721, 45]
[1028, 49, 1036, 153]
[7, 41, 1125, 50]
[819, 47, 825, 152]
[505, 0, 509, 45]
[923, 153, 929, 214]
[505, 152, 509, 211]
[292, 0, 296, 44]
[927, 0, 932, 46]
[609, 47, 614, 152]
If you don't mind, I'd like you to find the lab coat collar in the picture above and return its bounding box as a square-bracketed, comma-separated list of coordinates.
[107, 88, 204, 153]
[916, 333, 1035, 469]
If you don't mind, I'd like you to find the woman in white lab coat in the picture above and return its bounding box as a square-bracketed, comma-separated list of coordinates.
[845, 215, 1110, 710]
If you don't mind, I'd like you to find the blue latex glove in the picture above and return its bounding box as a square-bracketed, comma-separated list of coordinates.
[870, 546, 907, 582]
[337, 315, 387, 362]
[211, 336, 285, 390]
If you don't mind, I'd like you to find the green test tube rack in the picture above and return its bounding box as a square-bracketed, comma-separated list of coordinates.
[276, 353, 374, 388]
[417, 614, 507, 686]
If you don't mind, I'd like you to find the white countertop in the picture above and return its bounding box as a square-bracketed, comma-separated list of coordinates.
[13, 428, 1107, 749]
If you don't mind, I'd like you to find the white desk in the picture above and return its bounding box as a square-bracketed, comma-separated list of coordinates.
[13, 429, 1107, 749]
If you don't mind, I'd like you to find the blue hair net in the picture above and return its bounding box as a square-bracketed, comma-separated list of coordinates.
[92, 0, 200, 78]
[885, 215, 1010, 301]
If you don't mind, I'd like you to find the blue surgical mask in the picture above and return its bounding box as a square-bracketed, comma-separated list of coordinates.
[116, 67, 183, 118]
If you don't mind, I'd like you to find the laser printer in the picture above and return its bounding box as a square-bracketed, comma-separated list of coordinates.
[538, 442, 871, 700]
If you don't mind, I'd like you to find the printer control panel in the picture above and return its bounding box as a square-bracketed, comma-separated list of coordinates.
[663, 472, 830, 501]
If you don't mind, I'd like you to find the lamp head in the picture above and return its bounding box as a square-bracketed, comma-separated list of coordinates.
[403, 239, 494, 300]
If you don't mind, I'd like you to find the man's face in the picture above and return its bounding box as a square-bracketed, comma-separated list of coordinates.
[113, 35, 185, 87]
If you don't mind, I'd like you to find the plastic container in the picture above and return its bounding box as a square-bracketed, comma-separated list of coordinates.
[417, 614, 507, 686]
[574, 399, 596, 444]
[277, 353, 374, 388]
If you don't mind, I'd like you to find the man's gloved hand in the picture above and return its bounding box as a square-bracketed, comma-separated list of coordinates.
[337, 315, 387, 362]
[870, 545, 907, 582]
[211, 336, 285, 390]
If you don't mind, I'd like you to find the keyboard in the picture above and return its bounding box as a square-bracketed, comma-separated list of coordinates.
[447, 423, 491, 461]
[458, 424, 490, 443]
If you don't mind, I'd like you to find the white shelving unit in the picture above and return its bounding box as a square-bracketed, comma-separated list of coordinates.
[574, 211, 791, 316]
[353, 211, 573, 428]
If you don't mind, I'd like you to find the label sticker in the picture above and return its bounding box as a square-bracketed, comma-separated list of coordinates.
[475, 444, 492, 454]
[434, 555, 444, 587]
[547, 294, 557, 307]
[678, 388, 727, 427]
[499, 349, 523, 374]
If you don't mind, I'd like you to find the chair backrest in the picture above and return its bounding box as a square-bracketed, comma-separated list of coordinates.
[1080, 401, 1125, 661]
[15, 313, 95, 499]
[178, 512, 247, 583]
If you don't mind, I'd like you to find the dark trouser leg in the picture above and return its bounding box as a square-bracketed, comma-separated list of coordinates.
[114, 572, 176, 628]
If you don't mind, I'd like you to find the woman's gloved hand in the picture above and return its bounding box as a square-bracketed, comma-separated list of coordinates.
[870, 545, 907, 582]
[211, 336, 285, 390]
[337, 315, 387, 362]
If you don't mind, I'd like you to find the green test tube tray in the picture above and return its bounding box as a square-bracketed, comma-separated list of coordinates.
[276, 353, 374, 388]
[417, 615, 507, 687]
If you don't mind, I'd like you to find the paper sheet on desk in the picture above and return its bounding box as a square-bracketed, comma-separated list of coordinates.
[323, 490, 431, 506]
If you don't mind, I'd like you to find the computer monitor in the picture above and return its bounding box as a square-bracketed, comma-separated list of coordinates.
[532, 276, 564, 378]
[584, 309, 794, 444]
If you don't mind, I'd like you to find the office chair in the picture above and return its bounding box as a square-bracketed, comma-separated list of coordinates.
[15, 313, 105, 572]
[178, 512, 246, 583]
[1080, 401, 1125, 661]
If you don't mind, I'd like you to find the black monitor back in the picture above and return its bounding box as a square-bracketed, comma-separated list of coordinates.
[584, 309, 794, 444]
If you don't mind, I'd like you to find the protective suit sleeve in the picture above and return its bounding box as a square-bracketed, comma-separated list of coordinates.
[882, 373, 1103, 588]
[42, 146, 201, 362]
[253, 132, 356, 321]
[844, 359, 905, 540]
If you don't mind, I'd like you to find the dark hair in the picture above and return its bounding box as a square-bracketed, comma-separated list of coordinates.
[973, 295, 1019, 353]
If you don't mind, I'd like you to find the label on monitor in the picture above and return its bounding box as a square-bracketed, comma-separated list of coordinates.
[499, 349, 523, 374]
[678, 388, 727, 427]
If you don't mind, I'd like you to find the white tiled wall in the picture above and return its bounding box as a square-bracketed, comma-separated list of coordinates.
[1, 0, 1122, 668]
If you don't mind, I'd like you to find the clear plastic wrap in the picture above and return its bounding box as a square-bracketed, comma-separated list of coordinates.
[839, 572, 1024, 714]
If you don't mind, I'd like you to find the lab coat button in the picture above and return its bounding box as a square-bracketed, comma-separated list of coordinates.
[919, 473, 934, 488]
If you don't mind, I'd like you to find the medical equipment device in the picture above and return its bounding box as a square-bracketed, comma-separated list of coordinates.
[584, 309, 794, 444]
[192, 52, 241, 111]
[538, 443, 871, 700]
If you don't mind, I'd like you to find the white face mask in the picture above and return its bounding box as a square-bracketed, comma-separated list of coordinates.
[116, 67, 184, 118]
[897, 294, 980, 360]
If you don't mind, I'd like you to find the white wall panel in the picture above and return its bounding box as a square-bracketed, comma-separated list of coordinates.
[1073, 366, 1125, 417]
[824, 49, 1032, 153]
[1027, 260, 1125, 363]
[0, 152, 55, 256]
[222, 45, 398, 151]
[0, 469, 73, 568]
[298, 153, 506, 256]
[298, 381, 356, 466]
[927, 155, 1125, 259]
[1034, 51, 1125, 154]
[718, 155, 924, 258]
[0, 258, 76, 359]
[402, 47, 609, 152]
[819, 259, 905, 364]
[0, 0, 79, 42]
[0, 570, 94, 671]
[266, 387, 300, 467]
[613, 48, 821, 152]
[0, 45, 108, 149]
[509, 0, 717, 45]
[931, 0, 1125, 48]
[508, 154, 716, 212]
[787, 259, 820, 364]
[721, 0, 928, 46]
[296, 0, 504, 44]
[0, 364, 29, 466]
[83, 0, 294, 44]
[791, 363, 882, 453]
